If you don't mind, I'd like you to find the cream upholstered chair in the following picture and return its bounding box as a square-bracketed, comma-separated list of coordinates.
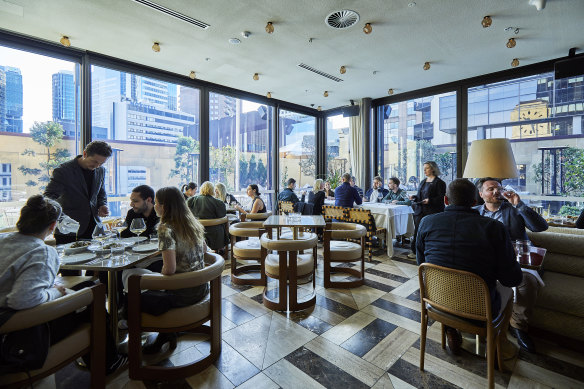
[0, 284, 106, 389]
[240, 210, 272, 222]
[228, 221, 265, 286]
[126, 253, 224, 381]
[198, 216, 230, 260]
[260, 233, 317, 311]
[323, 222, 367, 288]
[418, 263, 513, 389]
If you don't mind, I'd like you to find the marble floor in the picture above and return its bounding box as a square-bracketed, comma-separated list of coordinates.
[44, 244, 584, 389]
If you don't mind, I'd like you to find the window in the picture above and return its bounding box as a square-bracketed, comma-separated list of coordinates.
[0, 45, 80, 227]
[91, 65, 200, 216]
[326, 114, 350, 188]
[209, 92, 273, 209]
[468, 71, 584, 214]
[378, 92, 457, 190]
[279, 109, 316, 189]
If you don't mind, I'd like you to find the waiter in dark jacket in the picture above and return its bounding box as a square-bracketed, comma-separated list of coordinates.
[188, 181, 229, 251]
[45, 141, 113, 244]
[120, 185, 159, 239]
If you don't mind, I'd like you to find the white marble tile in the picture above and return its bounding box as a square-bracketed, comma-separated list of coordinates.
[304, 336, 385, 386]
[309, 304, 346, 326]
[373, 263, 410, 278]
[371, 373, 396, 389]
[507, 373, 553, 389]
[315, 288, 358, 309]
[222, 315, 238, 332]
[240, 286, 264, 298]
[381, 292, 421, 312]
[186, 365, 235, 389]
[387, 373, 417, 389]
[513, 359, 584, 389]
[363, 272, 402, 288]
[227, 293, 272, 317]
[222, 283, 240, 298]
[388, 277, 420, 298]
[363, 327, 419, 370]
[169, 344, 205, 367]
[222, 313, 273, 369]
[235, 372, 279, 389]
[263, 359, 326, 389]
[391, 260, 419, 278]
[349, 284, 387, 310]
[361, 304, 420, 335]
[262, 312, 317, 368]
[321, 311, 376, 345]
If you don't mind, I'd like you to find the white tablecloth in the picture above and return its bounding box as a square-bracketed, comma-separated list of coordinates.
[360, 203, 414, 258]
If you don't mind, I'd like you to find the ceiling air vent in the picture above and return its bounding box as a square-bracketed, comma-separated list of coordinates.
[325, 9, 360, 29]
[297, 63, 343, 82]
[131, 0, 210, 29]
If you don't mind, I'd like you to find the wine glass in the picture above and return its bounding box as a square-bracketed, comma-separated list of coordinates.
[130, 218, 146, 242]
[378, 193, 384, 203]
[112, 218, 127, 240]
[92, 223, 109, 250]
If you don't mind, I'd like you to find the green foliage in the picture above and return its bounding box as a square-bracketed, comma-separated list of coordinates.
[326, 169, 342, 189]
[533, 147, 584, 196]
[209, 145, 236, 191]
[239, 158, 249, 188]
[248, 155, 258, 183]
[257, 158, 267, 187]
[299, 135, 316, 178]
[281, 166, 289, 188]
[169, 136, 200, 183]
[18, 121, 71, 191]
[558, 205, 582, 216]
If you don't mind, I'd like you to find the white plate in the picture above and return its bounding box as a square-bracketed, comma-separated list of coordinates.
[120, 236, 147, 244]
[332, 242, 352, 248]
[63, 242, 91, 255]
[61, 252, 96, 265]
[132, 243, 158, 252]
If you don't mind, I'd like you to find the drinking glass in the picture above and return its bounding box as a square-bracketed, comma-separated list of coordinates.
[92, 223, 109, 249]
[150, 232, 158, 243]
[378, 193, 383, 203]
[112, 218, 127, 240]
[130, 218, 146, 240]
[110, 244, 126, 264]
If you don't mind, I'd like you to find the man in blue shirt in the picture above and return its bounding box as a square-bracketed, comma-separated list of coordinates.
[364, 176, 389, 202]
[278, 178, 300, 204]
[350, 176, 364, 198]
[335, 173, 362, 208]
[417, 178, 522, 355]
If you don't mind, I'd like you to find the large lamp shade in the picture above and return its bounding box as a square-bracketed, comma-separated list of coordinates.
[463, 138, 518, 179]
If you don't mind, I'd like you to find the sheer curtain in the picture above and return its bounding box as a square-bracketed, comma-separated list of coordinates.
[349, 101, 365, 187]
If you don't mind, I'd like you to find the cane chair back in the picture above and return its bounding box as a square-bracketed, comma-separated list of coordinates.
[322, 205, 347, 222]
[346, 208, 386, 262]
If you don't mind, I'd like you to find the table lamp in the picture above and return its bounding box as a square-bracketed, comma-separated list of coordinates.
[463, 138, 519, 179]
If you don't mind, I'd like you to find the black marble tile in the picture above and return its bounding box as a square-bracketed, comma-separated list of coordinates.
[221, 299, 256, 325]
[390, 256, 418, 265]
[407, 289, 421, 302]
[213, 341, 260, 386]
[365, 268, 410, 283]
[388, 358, 462, 389]
[412, 337, 512, 387]
[518, 347, 584, 383]
[55, 362, 90, 389]
[142, 358, 193, 388]
[250, 293, 264, 304]
[363, 278, 395, 293]
[371, 298, 422, 323]
[315, 294, 358, 318]
[285, 347, 369, 389]
[281, 311, 334, 335]
[341, 318, 398, 357]
[221, 274, 253, 292]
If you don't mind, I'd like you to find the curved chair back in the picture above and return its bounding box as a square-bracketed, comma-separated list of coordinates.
[244, 211, 272, 221]
[229, 221, 264, 237]
[328, 222, 366, 239]
[198, 216, 229, 227]
[260, 233, 317, 251]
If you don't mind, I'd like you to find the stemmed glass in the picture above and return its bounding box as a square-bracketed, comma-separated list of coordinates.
[130, 218, 146, 242]
[378, 193, 384, 203]
[112, 218, 127, 240]
[92, 223, 109, 250]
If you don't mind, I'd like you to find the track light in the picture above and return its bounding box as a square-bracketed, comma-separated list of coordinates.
[317, 106, 322, 111]
[266, 92, 272, 98]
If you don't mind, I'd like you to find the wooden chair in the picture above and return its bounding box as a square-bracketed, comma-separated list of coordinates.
[278, 201, 294, 215]
[346, 208, 386, 261]
[229, 221, 265, 286]
[198, 216, 230, 260]
[418, 263, 513, 389]
[323, 222, 367, 288]
[0, 284, 106, 389]
[260, 233, 317, 311]
[127, 253, 224, 381]
[322, 205, 347, 222]
[240, 211, 272, 222]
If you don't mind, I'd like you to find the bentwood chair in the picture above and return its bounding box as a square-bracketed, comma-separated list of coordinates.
[323, 222, 367, 288]
[418, 263, 513, 389]
[127, 253, 224, 381]
[198, 216, 230, 260]
[229, 221, 265, 285]
[240, 211, 272, 222]
[346, 208, 386, 262]
[0, 284, 106, 389]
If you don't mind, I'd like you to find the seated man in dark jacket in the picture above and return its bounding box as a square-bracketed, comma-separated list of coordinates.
[121, 185, 159, 239]
[278, 178, 303, 204]
[335, 173, 362, 208]
[187, 181, 229, 252]
[364, 176, 389, 202]
[417, 178, 523, 355]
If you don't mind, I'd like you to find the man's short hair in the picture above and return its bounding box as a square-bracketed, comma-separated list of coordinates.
[132, 185, 155, 202]
[287, 178, 296, 186]
[84, 141, 113, 157]
[373, 176, 383, 183]
[389, 177, 400, 186]
[446, 179, 478, 207]
[351, 176, 357, 184]
[342, 173, 351, 182]
[476, 177, 502, 192]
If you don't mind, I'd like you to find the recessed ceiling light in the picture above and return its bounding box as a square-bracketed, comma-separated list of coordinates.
[388, 88, 394, 95]
[229, 38, 241, 45]
[340, 66, 346, 74]
[317, 106, 322, 111]
[266, 92, 272, 98]
[241, 31, 251, 38]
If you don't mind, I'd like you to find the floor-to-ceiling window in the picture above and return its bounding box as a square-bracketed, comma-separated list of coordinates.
[209, 92, 273, 209]
[0, 45, 80, 228]
[278, 109, 316, 191]
[326, 114, 350, 190]
[378, 91, 457, 191]
[91, 65, 200, 216]
[468, 71, 584, 215]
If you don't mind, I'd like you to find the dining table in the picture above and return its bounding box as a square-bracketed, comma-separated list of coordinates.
[359, 202, 415, 258]
[58, 242, 161, 342]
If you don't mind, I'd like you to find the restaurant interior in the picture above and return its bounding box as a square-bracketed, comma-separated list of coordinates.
[1, 1, 583, 388]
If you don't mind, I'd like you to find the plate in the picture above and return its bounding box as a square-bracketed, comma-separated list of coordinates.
[61, 252, 96, 265]
[332, 242, 352, 248]
[63, 241, 91, 255]
[132, 243, 159, 252]
[120, 236, 147, 244]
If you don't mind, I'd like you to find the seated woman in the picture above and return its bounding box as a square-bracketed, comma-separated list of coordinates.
[308, 178, 326, 215]
[214, 182, 240, 206]
[122, 186, 208, 354]
[236, 184, 266, 215]
[188, 181, 229, 253]
[0, 195, 126, 374]
[324, 181, 335, 198]
[181, 182, 198, 200]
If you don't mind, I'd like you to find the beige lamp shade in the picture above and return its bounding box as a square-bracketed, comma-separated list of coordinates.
[463, 138, 518, 179]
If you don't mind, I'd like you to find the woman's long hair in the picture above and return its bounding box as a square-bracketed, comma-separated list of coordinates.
[156, 187, 204, 247]
[215, 182, 227, 202]
[17, 195, 61, 234]
[313, 179, 323, 193]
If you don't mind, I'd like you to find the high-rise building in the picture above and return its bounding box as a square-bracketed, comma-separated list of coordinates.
[0, 65, 23, 133]
[179, 86, 200, 138]
[52, 70, 76, 137]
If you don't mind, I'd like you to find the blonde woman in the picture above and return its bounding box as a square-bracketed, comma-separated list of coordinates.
[188, 181, 229, 252]
[122, 186, 208, 354]
[214, 182, 239, 206]
[307, 178, 325, 215]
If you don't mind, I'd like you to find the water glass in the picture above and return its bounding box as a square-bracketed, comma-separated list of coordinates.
[111, 245, 126, 264]
[150, 233, 158, 243]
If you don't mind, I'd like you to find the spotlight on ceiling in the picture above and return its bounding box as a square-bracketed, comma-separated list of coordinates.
[189, 71, 196, 79]
[511, 58, 520, 67]
[482, 16, 492, 28]
[363, 23, 372, 34]
[340, 66, 346, 74]
[152, 42, 160, 52]
[253, 73, 259, 81]
[265, 21, 274, 34]
[266, 92, 272, 98]
[317, 106, 322, 111]
[60, 36, 71, 47]
[506, 38, 516, 48]
[528, 0, 546, 11]
[323, 91, 329, 97]
[423, 62, 431, 71]
[388, 88, 394, 95]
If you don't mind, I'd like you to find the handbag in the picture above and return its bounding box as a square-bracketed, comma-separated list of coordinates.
[0, 308, 50, 374]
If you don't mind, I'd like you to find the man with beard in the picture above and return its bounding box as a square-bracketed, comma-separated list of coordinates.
[476, 177, 548, 353]
[120, 185, 159, 239]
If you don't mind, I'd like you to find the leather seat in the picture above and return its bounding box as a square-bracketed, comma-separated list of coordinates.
[228, 222, 265, 285]
[323, 222, 367, 288]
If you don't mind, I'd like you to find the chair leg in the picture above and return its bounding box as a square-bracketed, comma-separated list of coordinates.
[441, 323, 446, 349]
[420, 313, 427, 371]
[486, 328, 495, 389]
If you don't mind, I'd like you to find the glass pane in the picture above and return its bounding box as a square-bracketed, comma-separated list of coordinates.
[468, 71, 584, 215]
[278, 109, 316, 191]
[326, 114, 350, 190]
[209, 92, 273, 210]
[0, 45, 80, 228]
[91, 65, 200, 216]
[378, 91, 457, 193]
